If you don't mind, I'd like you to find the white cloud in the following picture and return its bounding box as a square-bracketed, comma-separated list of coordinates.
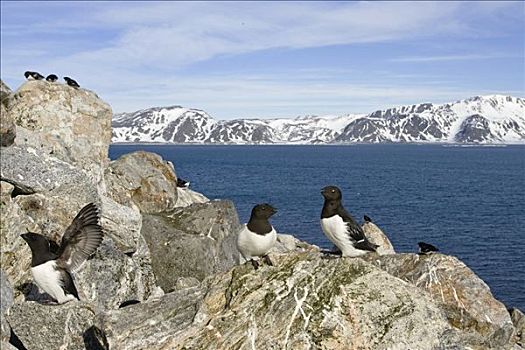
[390, 53, 521, 63]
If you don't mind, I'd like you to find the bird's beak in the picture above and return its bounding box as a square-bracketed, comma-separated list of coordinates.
[270, 207, 277, 214]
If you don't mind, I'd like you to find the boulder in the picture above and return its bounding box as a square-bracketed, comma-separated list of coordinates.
[6, 301, 96, 350]
[1, 270, 14, 342]
[93, 251, 487, 350]
[75, 238, 157, 311]
[0, 80, 15, 147]
[104, 151, 178, 214]
[364, 253, 515, 348]
[175, 187, 209, 207]
[92, 286, 206, 350]
[9, 80, 112, 178]
[510, 308, 525, 347]
[0, 145, 98, 197]
[362, 219, 395, 255]
[141, 200, 240, 291]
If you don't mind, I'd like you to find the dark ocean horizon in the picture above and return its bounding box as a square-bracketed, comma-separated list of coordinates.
[109, 144, 525, 311]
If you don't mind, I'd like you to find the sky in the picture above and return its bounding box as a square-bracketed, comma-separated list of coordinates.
[1, 1, 524, 119]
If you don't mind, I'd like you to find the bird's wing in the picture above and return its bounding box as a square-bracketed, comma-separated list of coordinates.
[58, 268, 80, 299]
[337, 206, 367, 242]
[57, 203, 103, 272]
[338, 207, 378, 252]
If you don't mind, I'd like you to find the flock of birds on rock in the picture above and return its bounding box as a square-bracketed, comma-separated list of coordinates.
[24, 70, 80, 88]
[21, 183, 439, 305]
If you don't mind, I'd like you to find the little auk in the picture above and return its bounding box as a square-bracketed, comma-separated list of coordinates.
[46, 74, 58, 82]
[236, 203, 277, 268]
[176, 178, 190, 188]
[418, 242, 439, 255]
[320, 185, 378, 257]
[21, 203, 103, 304]
[64, 77, 80, 88]
[24, 71, 44, 80]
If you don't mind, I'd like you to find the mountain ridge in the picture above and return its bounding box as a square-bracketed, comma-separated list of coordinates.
[112, 95, 525, 144]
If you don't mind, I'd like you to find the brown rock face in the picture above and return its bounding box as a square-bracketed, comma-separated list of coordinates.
[9, 80, 112, 176]
[105, 151, 178, 214]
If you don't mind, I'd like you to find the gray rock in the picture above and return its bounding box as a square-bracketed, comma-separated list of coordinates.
[510, 308, 525, 346]
[364, 253, 515, 348]
[93, 286, 206, 350]
[94, 251, 488, 350]
[0, 80, 15, 147]
[10, 80, 112, 179]
[1, 270, 14, 342]
[362, 219, 395, 255]
[0, 145, 98, 198]
[141, 200, 240, 291]
[99, 195, 142, 253]
[175, 187, 209, 208]
[104, 151, 178, 214]
[6, 301, 96, 350]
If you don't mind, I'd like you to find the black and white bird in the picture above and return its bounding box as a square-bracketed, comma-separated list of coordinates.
[320, 185, 378, 257]
[64, 77, 80, 88]
[418, 242, 439, 255]
[176, 178, 190, 188]
[21, 203, 103, 304]
[46, 74, 58, 82]
[236, 203, 277, 268]
[24, 71, 44, 80]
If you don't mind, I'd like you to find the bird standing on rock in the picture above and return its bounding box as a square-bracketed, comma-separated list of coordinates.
[24, 71, 44, 80]
[64, 77, 80, 88]
[21, 203, 103, 304]
[418, 242, 439, 255]
[236, 203, 277, 269]
[46, 74, 58, 82]
[320, 185, 378, 257]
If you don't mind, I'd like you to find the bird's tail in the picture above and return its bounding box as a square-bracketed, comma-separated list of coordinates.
[354, 239, 379, 252]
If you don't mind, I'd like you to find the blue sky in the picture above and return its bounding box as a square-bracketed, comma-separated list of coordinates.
[1, 1, 524, 119]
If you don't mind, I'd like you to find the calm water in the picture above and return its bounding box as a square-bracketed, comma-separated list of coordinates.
[109, 144, 525, 310]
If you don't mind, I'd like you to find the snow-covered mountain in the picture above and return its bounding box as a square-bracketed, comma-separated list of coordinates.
[112, 95, 525, 144]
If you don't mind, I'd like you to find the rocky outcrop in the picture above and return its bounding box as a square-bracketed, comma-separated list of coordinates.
[0, 80, 15, 147]
[2, 79, 522, 350]
[364, 253, 516, 348]
[141, 200, 241, 291]
[7, 302, 96, 350]
[104, 151, 178, 214]
[9, 80, 112, 178]
[90, 250, 512, 350]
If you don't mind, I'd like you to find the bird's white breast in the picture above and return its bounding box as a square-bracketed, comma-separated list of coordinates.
[31, 260, 75, 303]
[321, 216, 367, 257]
[236, 225, 277, 262]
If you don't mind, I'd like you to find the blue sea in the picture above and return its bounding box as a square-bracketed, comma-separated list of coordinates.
[109, 144, 525, 310]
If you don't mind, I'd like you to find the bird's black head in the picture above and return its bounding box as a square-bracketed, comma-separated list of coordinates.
[21, 232, 53, 266]
[21, 232, 49, 249]
[321, 185, 342, 201]
[251, 203, 277, 219]
[24, 71, 32, 78]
